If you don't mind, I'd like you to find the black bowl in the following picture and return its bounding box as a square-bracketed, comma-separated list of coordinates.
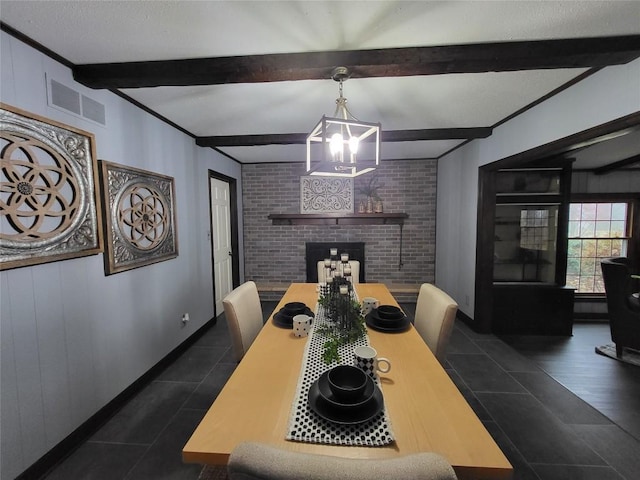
[376, 305, 404, 320]
[283, 302, 306, 315]
[327, 365, 367, 402]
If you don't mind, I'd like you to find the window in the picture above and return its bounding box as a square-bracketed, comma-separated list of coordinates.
[566, 202, 630, 293]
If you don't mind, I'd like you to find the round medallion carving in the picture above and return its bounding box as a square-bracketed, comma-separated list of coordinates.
[1, 132, 84, 245]
[116, 183, 170, 251]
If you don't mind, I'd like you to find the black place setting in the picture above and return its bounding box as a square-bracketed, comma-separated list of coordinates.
[308, 366, 384, 425]
[273, 301, 315, 328]
[365, 305, 411, 332]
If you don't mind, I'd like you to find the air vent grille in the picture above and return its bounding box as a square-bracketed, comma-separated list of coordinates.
[47, 75, 106, 126]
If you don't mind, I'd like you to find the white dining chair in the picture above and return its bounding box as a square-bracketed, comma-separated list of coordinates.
[227, 441, 458, 480]
[223, 281, 264, 363]
[414, 283, 458, 365]
[317, 260, 360, 284]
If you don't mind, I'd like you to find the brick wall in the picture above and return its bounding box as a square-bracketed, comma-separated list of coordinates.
[242, 160, 437, 299]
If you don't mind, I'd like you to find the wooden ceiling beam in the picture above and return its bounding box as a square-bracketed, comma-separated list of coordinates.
[593, 153, 640, 175]
[73, 36, 640, 89]
[195, 127, 492, 147]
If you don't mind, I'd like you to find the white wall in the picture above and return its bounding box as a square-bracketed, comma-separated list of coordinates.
[436, 58, 640, 319]
[0, 32, 242, 479]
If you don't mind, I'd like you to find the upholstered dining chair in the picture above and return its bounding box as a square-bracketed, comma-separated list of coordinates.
[414, 283, 458, 365]
[227, 442, 458, 480]
[317, 260, 360, 284]
[600, 257, 640, 357]
[223, 281, 264, 363]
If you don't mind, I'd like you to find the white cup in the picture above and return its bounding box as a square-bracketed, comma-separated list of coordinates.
[293, 314, 312, 338]
[354, 345, 391, 377]
[362, 297, 380, 316]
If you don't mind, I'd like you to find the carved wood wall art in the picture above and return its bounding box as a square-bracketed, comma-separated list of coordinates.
[0, 103, 103, 270]
[99, 161, 177, 275]
[300, 176, 354, 214]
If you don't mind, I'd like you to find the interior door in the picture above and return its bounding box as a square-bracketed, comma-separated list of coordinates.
[210, 176, 233, 316]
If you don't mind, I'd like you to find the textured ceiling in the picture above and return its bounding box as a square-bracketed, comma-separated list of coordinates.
[2, 1, 640, 167]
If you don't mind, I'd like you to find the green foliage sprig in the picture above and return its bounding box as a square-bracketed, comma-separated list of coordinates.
[316, 297, 366, 364]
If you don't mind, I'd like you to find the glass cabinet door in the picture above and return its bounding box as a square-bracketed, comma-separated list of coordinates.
[493, 204, 559, 283]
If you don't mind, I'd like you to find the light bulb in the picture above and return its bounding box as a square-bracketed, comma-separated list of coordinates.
[349, 136, 359, 154]
[330, 133, 343, 157]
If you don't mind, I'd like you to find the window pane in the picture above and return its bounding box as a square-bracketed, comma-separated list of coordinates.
[611, 203, 627, 221]
[566, 275, 580, 290]
[568, 220, 580, 237]
[582, 204, 597, 221]
[596, 239, 612, 258]
[582, 239, 596, 258]
[580, 257, 596, 276]
[580, 221, 595, 237]
[610, 221, 625, 237]
[612, 239, 628, 257]
[568, 239, 582, 257]
[579, 276, 595, 293]
[566, 257, 580, 275]
[596, 203, 611, 220]
[569, 204, 582, 221]
[595, 221, 611, 238]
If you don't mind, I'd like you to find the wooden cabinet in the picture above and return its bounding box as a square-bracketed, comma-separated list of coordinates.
[492, 284, 575, 335]
[475, 162, 574, 334]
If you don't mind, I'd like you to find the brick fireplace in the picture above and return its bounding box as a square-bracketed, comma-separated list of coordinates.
[241, 160, 437, 301]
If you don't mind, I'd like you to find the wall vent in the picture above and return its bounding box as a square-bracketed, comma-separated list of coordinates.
[46, 75, 106, 126]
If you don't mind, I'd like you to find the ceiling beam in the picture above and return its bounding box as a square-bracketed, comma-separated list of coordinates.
[195, 127, 492, 147]
[73, 36, 640, 89]
[593, 153, 640, 175]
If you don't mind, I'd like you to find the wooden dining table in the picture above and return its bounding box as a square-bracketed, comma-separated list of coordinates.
[183, 283, 513, 479]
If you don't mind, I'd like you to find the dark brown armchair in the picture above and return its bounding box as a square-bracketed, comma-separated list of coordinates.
[600, 257, 640, 357]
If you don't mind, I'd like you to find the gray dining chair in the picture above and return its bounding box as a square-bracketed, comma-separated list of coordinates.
[223, 281, 264, 363]
[227, 441, 458, 480]
[414, 283, 458, 365]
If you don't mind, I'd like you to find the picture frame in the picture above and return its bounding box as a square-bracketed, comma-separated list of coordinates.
[0, 103, 103, 270]
[300, 176, 354, 214]
[99, 160, 178, 275]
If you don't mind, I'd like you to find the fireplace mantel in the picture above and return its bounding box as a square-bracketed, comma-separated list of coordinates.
[268, 213, 408, 226]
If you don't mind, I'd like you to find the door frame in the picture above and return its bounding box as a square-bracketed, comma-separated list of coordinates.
[208, 170, 240, 318]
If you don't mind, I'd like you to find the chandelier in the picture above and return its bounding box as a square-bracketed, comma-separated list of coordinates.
[306, 67, 381, 177]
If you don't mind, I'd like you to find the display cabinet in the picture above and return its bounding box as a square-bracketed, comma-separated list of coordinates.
[475, 162, 574, 335]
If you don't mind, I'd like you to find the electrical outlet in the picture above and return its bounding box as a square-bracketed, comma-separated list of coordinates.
[181, 313, 190, 324]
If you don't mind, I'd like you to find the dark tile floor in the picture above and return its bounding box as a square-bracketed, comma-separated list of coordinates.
[39, 302, 640, 480]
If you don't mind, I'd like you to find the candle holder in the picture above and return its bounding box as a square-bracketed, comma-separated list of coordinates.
[317, 249, 366, 364]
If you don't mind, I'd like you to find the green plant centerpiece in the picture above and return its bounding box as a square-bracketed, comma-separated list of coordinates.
[316, 279, 366, 364]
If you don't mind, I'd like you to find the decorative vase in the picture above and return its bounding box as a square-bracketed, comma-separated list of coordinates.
[358, 200, 366, 213]
[366, 197, 373, 213]
[374, 200, 384, 213]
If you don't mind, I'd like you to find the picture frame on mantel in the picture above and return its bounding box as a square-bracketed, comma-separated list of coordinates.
[300, 176, 354, 214]
[0, 103, 103, 270]
[99, 160, 178, 275]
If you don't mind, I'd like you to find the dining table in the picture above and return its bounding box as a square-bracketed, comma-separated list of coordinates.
[182, 283, 513, 480]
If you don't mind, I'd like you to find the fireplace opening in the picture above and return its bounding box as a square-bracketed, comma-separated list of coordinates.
[306, 242, 365, 283]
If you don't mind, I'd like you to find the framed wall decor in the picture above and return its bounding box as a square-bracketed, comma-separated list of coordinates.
[99, 161, 178, 275]
[0, 103, 103, 270]
[300, 176, 354, 214]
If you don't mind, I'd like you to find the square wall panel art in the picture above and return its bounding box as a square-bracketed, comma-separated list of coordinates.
[0, 103, 103, 270]
[99, 160, 178, 275]
[300, 176, 354, 214]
